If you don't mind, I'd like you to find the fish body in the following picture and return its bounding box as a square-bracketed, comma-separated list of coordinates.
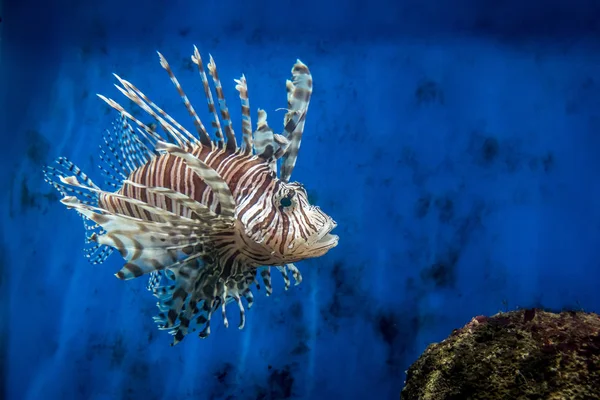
[44, 47, 338, 345]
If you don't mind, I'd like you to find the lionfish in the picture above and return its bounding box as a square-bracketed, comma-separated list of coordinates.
[43, 46, 338, 345]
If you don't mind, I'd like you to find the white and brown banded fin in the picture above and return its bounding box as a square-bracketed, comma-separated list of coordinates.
[152, 266, 259, 345]
[152, 257, 205, 336]
[117, 78, 200, 149]
[43, 157, 100, 200]
[84, 243, 114, 265]
[280, 60, 313, 182]
[97, 94, 165, 148]
[60, 175, 201, 225]
[157, 52, 212, 147]
[63, 186, 229, 239]
[253, 112, 291, 174]
[192, 46, 225, 148]
[115, 114, 154, 170]
[276, 265, 291, 290]
[98, 115, 153, 190]
[167, 262, 301, 345]
[272, 134, 291, 161]
[160, 257, 207, 328]
[254, 109, 276, 161]
[98, 127, 128, 187]
[147, 270, 163, 291]
[207, 55, 238, 152]
[259, 267, 273, 296]
[234, 74, 253, 154]
[58, 194, 213, 280]
[98, 48, 255, 151]
[257, 265, 300, 294]
[155, 141, 236, 219]
[43, 158, 115, 264]
[286, 263, 303, 285]
[269, 264, 303, 291]
[112, 74, 196, 149]
[243, 288, 254, 309]
[181, 274, 256, 343]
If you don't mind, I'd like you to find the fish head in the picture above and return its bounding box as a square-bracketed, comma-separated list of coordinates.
[240, 179, 338, 263]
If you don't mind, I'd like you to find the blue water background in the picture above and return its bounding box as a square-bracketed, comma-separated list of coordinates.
[2, 0, 600, 398]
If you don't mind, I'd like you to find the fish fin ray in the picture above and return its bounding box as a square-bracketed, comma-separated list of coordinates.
[155, 52, 210, 146]
[280, 60, 313, 182]
[58, 195, 213, 280]
[234, 74, 253, 154]
[191, 46, 225, 148]
[43, 158, 115, 264]
[253, 110, 278, 174]
[207, 54, 237, 151]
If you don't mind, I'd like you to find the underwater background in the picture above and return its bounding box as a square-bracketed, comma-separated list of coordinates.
[2, 0, 600, 399]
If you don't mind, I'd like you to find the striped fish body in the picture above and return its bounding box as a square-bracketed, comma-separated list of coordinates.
[44, 47, 338, 345]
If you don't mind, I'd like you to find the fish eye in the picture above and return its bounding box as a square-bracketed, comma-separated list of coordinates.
[280, 197, 292, 208]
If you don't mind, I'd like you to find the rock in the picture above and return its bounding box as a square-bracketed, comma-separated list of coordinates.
[401, 308, 600, 400]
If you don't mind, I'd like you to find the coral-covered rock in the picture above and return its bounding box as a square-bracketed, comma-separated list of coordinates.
[401, 309, 600, 400]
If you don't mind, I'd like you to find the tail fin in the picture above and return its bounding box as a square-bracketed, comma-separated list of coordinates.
[43, 157, 114, 265]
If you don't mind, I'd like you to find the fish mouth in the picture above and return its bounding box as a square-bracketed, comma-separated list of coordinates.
[280, 220, 338, 262]
[316, 232, 339, 248]
[314, 220, 339, 248]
